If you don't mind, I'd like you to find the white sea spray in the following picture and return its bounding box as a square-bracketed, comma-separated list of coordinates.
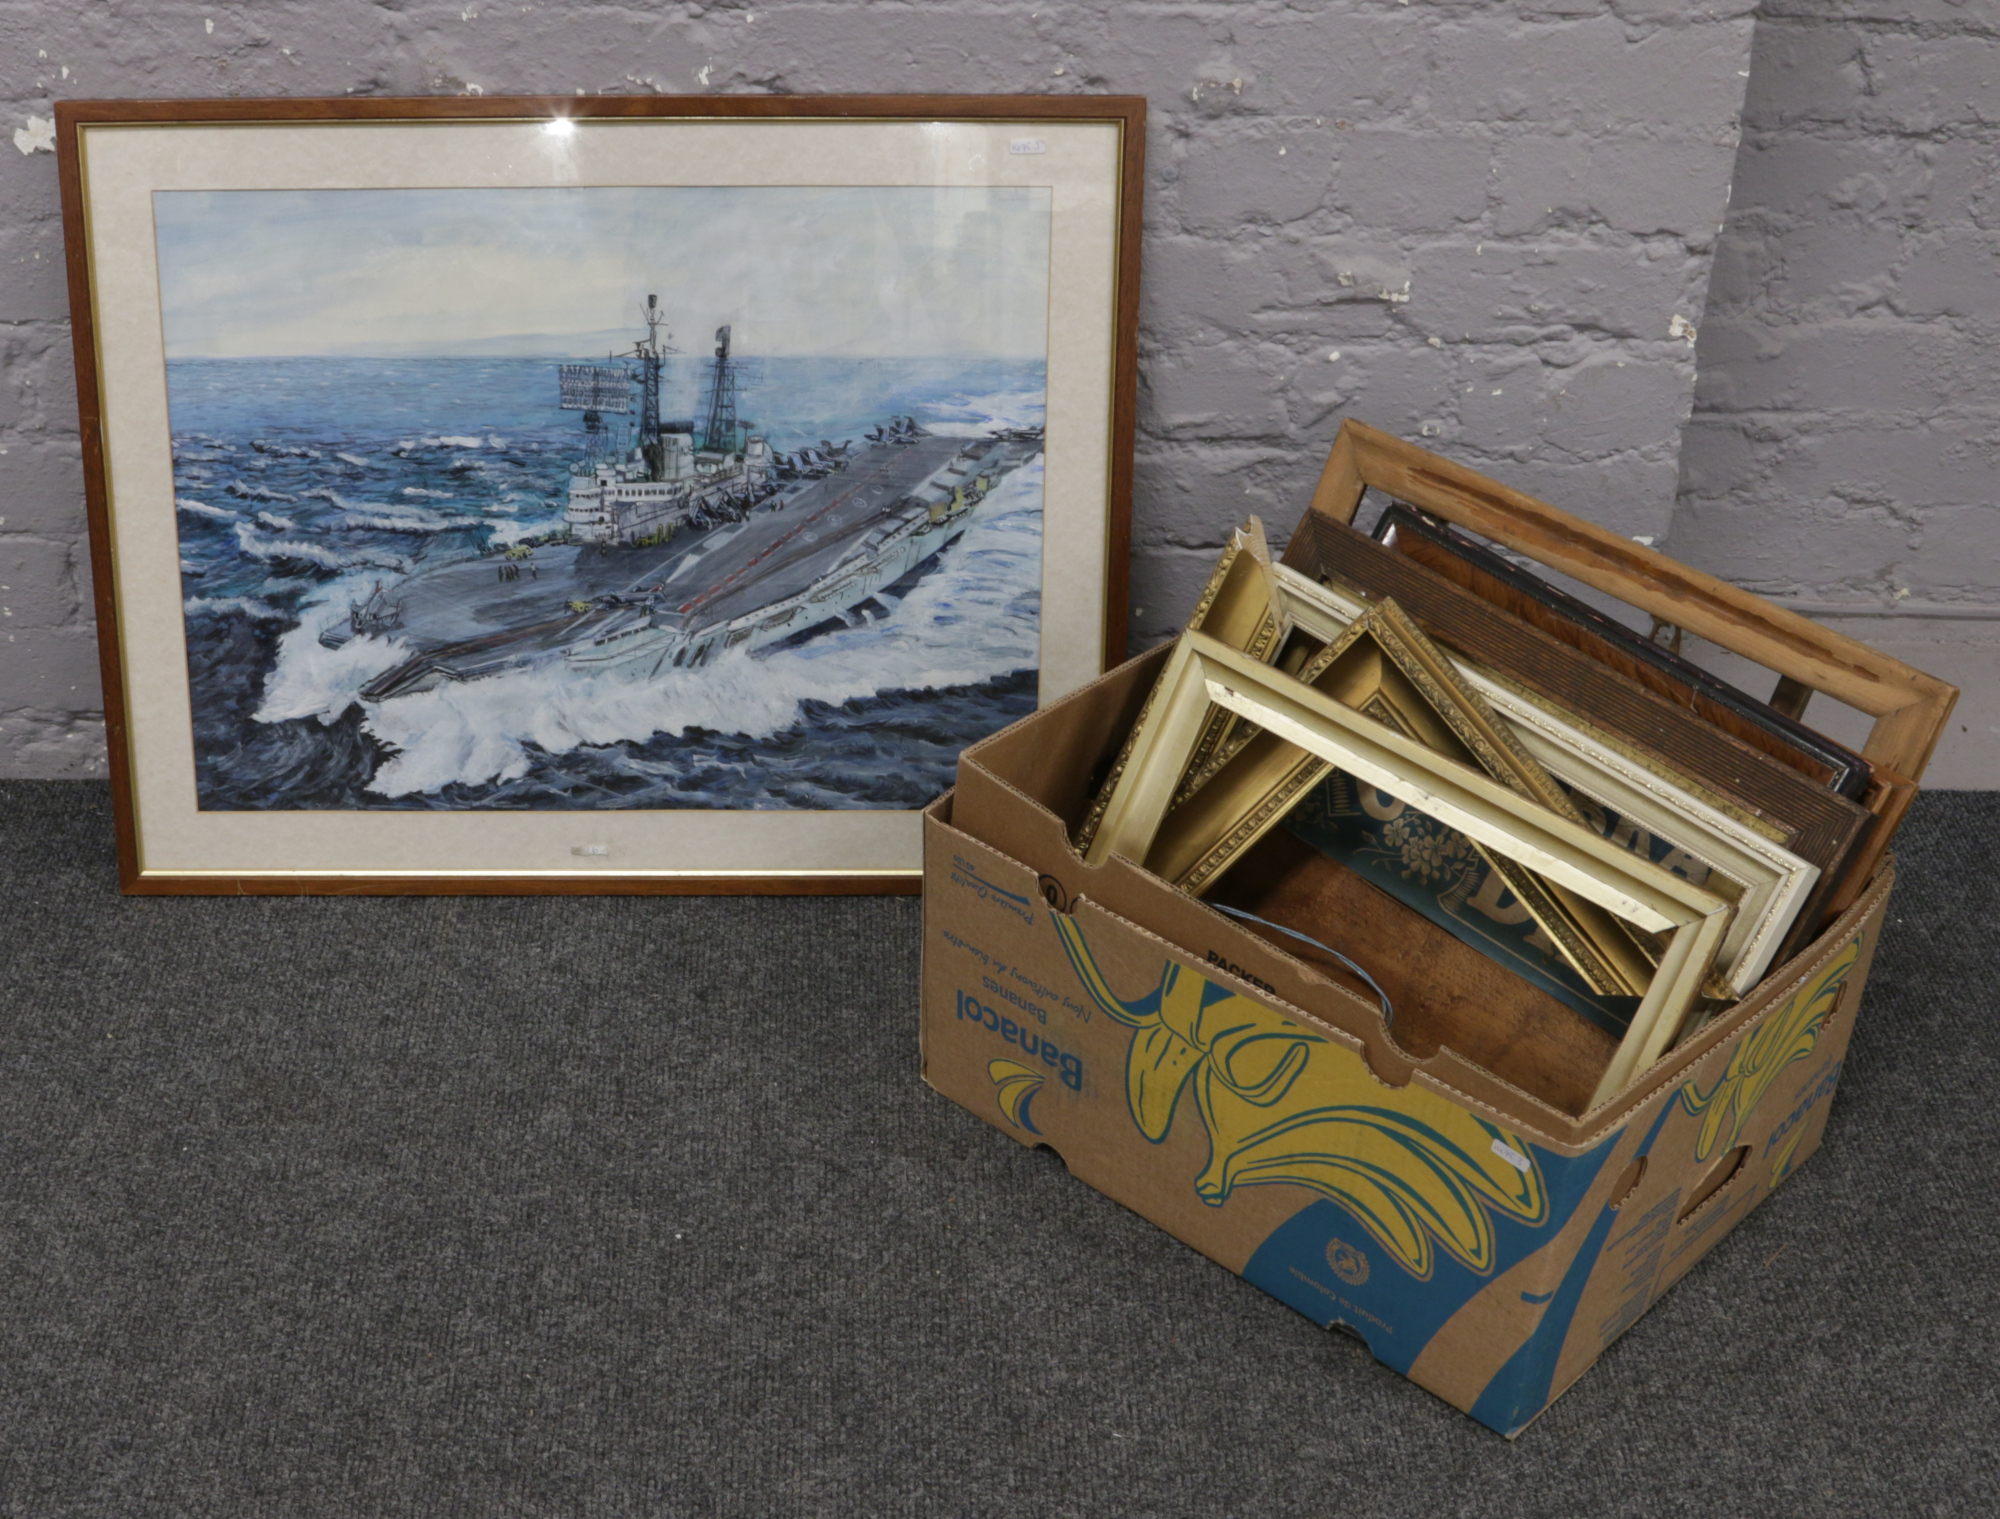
[234, 521, 409, 575]
[185, 594, 282, 621]
[340, 510, 484, 535]
[356, 458, 1045, 797]
[253, 592, 413, 726]
[484, 513, 567, 548]
[226, 481, 299, 503]
[918, 387, 1049, 437]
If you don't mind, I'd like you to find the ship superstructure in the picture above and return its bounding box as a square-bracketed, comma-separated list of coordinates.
[559, 304, 774, 546]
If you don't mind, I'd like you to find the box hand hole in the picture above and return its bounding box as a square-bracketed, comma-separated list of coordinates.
[1677, 1145, 1750, 1225]
[1816, 983, 1854, 1037]
[1607, 1153, 1648, 1211]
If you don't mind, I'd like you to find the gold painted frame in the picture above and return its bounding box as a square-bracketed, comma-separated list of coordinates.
[1072, 516, 1281, 854]
[1154, 597, 1657, 998]
[1271, 565, 1819, 999]
[1088, 630, 1735, 1107]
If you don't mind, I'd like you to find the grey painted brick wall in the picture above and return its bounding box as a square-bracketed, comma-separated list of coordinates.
[1668, 0, 2000, 786]
[0, 1, 1756, 779]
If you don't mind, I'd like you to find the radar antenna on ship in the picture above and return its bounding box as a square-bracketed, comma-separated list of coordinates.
[700, 324, 743, 456]
[556, 292, 676, 481]
[632, 294, 670, 479]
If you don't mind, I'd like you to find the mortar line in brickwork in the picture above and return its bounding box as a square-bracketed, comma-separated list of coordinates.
[1763, 601, 2000, 623]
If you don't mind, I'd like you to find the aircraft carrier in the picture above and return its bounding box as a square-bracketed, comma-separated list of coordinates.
[322, 299, 1044, 701]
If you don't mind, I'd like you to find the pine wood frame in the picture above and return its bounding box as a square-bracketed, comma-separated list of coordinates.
[1302, 420, 1956, 918]
[1370, 501, 1874, 801]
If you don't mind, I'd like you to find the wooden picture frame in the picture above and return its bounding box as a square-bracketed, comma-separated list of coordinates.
[1071, 517, 1280, 854]
[1301, 420, 1957, 918]
[1087, 631, 1735, 1108]
[1370, 501, 1874, 801]
[1281, 497, 1874, 961]
[56, 94, 1145, 894]
[1273, 566, 1819, 998]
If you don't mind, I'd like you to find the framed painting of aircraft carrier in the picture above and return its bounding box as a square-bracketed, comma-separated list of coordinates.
[56, 93, 1144, 894]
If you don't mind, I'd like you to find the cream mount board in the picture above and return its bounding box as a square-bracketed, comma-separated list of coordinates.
[60, 98, 1144, 890]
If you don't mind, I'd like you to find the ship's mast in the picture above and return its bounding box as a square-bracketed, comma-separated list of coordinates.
[556, 292, 672, 478]
[700, 324, 739, 456]
[635, 294, 668, 481]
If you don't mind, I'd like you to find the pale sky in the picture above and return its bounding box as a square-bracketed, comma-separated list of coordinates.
[153, 185, 1053, 360]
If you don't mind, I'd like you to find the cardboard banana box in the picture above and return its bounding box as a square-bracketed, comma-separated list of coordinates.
[920, 653, 1894, 1436]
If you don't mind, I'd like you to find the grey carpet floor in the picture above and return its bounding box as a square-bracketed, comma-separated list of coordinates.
[0, 781, 1993, 1518]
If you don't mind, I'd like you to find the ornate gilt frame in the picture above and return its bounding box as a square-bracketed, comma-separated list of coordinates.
[1072, 516, 1282, 855]
[1087, 630, 1735, 1107]
[1272, 565, 1818, 999]
[1142, 596, 1657, 1000]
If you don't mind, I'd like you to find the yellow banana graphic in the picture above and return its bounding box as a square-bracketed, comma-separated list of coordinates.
[1680, 937, 1859, 1162]
[1767, 1127, 1808, 1189]
[1051, 915, 1547, 1279]
[989, 1059, 1046, 1134]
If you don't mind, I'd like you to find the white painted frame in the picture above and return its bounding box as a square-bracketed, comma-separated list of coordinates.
[1272, 565, 1817, 997]
[1090, 627, 1735, 1107]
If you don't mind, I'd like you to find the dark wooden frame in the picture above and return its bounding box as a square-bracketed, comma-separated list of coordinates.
[56, 93, 1145, 896]
[1369, 501, 1875, 801]
[1292, 421, 1957, 941]
[1308, 423, 1956, 780]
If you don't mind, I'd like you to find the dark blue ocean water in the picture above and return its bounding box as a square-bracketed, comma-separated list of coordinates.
[168, 354, 1047, 811]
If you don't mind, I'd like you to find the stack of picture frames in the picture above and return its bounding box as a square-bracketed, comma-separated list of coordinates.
[1075, 420, 1958, 1111]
